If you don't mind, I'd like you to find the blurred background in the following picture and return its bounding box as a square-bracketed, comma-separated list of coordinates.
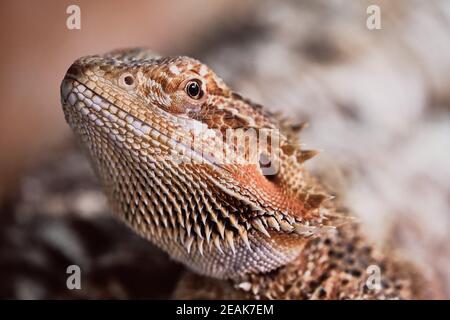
[0, 0, 449, 299]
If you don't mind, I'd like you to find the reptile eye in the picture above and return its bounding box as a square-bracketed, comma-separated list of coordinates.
[185, 80, 203, 99]
[119, 73, 135, 89]
[124, 75, 134, 85]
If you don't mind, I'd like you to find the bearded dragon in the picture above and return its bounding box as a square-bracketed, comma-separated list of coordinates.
[60, 48, 432, 299]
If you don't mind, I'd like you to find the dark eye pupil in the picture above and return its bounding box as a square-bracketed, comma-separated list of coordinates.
[187, 81, 201, 98]
[124, 75, 134, 85]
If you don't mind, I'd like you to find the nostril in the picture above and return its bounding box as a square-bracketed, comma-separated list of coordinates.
[66, 63, 82, 77]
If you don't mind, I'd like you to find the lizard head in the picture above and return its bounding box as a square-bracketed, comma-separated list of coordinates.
[61, 48, 339, 279]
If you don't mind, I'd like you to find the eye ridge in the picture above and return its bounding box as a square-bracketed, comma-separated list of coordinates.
[185, 79, 203, 99]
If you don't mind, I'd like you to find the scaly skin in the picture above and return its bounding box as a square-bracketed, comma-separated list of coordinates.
[60, 48, 432, 299]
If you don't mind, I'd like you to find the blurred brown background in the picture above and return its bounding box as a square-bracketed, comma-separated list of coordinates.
[0, 0, 449, 298]
[0, 0, 255, 200]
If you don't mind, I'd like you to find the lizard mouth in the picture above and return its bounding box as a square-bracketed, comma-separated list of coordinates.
[61, 77, 334, 224]
[61, 75, 279, 182]
[61, 76, 225, 168]
[61, 77, 282, 213]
